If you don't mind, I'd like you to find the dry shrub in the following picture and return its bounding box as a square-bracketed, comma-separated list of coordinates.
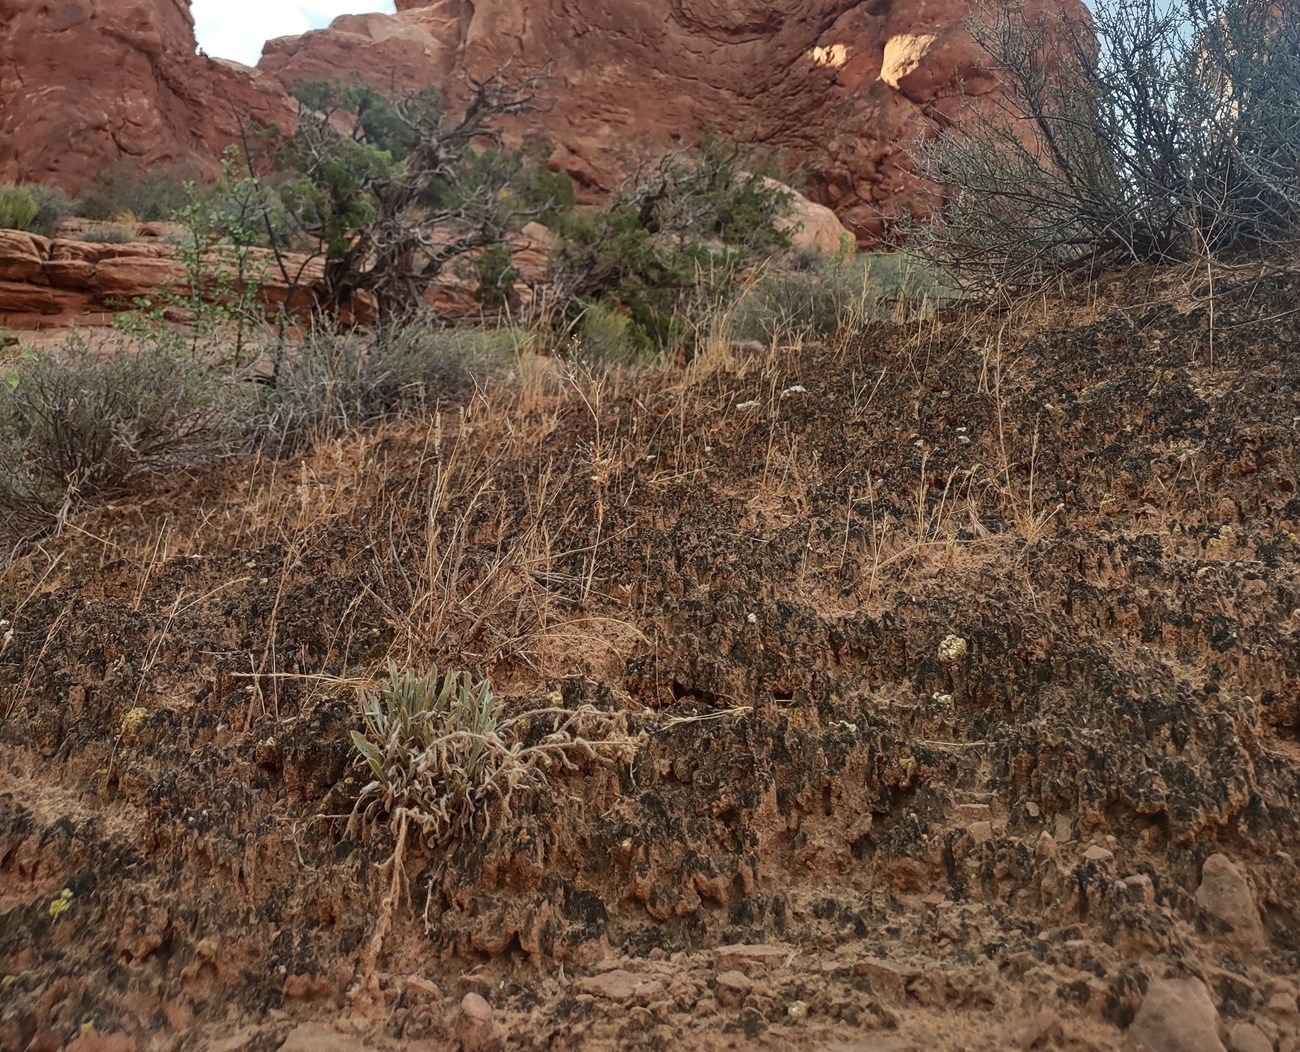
[914, 0, 1300, 285]
[78, 157, 204, 222]
[257, 325, 517, 449]
[729, 252, 957, 341]
[0, 334, 245, 543]
[24, 185, 78, 238]
[81, 221, 138, 244]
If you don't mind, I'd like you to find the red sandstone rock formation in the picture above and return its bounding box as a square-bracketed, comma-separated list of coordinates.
[0, 220, 564, 333]
[0, 226, 312, 333]
[0, 0, 294, 193]
[0, 0, 1082, 243]
[259, 0, 1077, 241]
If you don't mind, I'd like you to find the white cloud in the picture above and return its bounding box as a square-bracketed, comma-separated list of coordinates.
[192, 1, 397, 67]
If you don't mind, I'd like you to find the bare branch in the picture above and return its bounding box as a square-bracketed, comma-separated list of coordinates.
[911, 0, 1300, 288]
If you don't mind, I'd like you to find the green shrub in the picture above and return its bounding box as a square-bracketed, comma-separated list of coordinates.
[547, 140, 795, 356]
[25, 185, 78, 237]
[0, 334, 244, 538]
[574, 299, 656, 366]
[165, 147, 278, 367]
[0, 187, 38, 231]
[79, 158, 205, 222]
[472, 242, 521, 311]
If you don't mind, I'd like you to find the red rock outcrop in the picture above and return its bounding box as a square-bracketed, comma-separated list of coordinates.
[0, 229, 176, 330]
[1, 0, 1083, 244]
[0, 226, 325, 333]
[0, 0, 294, 193]
[259, 0, 1082, 241]
[0, 220, 561, 333]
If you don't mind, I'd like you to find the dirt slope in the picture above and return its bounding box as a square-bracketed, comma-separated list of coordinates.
[1, 267, 1299, 1051]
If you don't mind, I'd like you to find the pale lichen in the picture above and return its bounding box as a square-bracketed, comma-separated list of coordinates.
[120, 707, 149, 743]
[937, 634, 968, 664]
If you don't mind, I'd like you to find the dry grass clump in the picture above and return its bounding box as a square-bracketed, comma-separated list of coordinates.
[80, 221, 138, 245]
[0, 323, 525, 556]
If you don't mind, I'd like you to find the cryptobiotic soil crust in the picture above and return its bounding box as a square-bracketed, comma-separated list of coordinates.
[1, 265, 1298, 1051]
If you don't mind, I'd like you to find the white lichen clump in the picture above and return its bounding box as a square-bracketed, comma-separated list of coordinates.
[937, 634, 968, 664]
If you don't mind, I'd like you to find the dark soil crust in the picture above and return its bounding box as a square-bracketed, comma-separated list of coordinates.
[2, 265, 1299, 1051]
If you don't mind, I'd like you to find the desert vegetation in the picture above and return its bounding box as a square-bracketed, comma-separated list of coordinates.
[1, 1, 1299, 1048]
[0, 73, 844, 549]
[913, 0, 1300, 285]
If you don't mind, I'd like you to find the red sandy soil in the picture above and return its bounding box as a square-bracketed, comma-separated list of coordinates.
[2, 265, 1298, 1051]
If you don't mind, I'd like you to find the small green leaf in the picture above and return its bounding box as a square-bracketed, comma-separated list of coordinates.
[350, 731, 385, 779]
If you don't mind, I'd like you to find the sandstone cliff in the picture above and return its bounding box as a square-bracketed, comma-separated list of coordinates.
[0, 0, 1082, 243]
[260, 0, 1030, 240]
[0, 0, 293, 193]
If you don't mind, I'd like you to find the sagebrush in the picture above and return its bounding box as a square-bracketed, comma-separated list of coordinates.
[914, 0, 1300, 284]
[255, 324, 516, 448]
[0, 335, 244, 541]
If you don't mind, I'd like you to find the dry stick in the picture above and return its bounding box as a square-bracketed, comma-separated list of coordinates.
[132, 519, 173, 612]
[837, 485, 855, 577]
[571, 372, 609, 607]
[63, 522, 122, 566]
[355, 808, 409, 1002]
[319, 588, 369, 686]
[866, 471, 884, 600]
[132, 588, 187, 707]
[657, 706, 754, 729]
[247, 536, 306, 726]
[6, 553, 62, 621]
[9, 601, 72, 718]
[244, 652, 267, 729]
[1205, 239, 1217, 372]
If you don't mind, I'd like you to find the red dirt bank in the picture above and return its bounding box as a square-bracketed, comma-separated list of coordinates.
[1, 267, 1298, 1049]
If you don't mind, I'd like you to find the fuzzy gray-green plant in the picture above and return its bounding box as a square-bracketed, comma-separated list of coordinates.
[349, 661, 636, 845]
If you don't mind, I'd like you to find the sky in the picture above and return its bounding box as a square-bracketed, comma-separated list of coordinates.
[192, 1, 396, 66]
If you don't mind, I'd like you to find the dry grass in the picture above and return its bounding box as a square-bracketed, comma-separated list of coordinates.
[0, 270, 1079, 719]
